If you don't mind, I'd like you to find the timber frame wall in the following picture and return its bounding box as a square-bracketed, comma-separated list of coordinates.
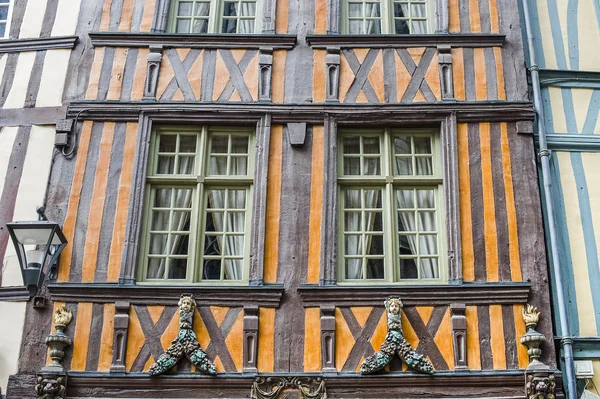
[4, 0, 560, 398]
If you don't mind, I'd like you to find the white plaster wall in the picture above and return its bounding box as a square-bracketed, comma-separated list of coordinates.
[18, 0, 47, 39]
[51, 0, 82, 37]
[2, 125, 56, 287]
[36, 49, 71, 107]
[0, 301, 26, 396]
[2, 51, 35, 109]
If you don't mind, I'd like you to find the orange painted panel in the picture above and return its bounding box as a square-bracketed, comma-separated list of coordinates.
[160, 310, 179, 350]
[156, 51, 175, 100]
[126, 307, 146, 371]
[99, 0, 111, 32]
[494, 47, 507, 100]
[213, 51, 230, 101]
[98, 304, 116, 372]
[368, 50, 384, 103]
[425, 52, 441, 101]
[264, 126, 283, 283]
[304, 308, 322, 372]
[448, 0, 460, 33]
[416, 306, 434, 325]
[370, 311, 388, 352]
[395, 50, 412, 102]
[480, 123, 499, 282]
[350, 307, 372, 328]
[335, 308, 355, 371]
[433, 308, 454, 369]
[514, 305, 529, 368]
[339, 52, 353, 103]
[275, 0, 289, 33]
[131, 48, 149, 101]
[86, 48, 105, 100]
[225, 310, 244, 372]
[313, 50, 327, 103]
[308, 126, 324, 283]
[465, 306, 481, 369]
[58, 121, 93, 282]
[473, 48, 487, 100]
[452, 48, 466, 101]
[489, 305, 507, 369]
[469, 0, 481, 33]
[258, 308, 275, 372]
[457, 123, 474, 281]
[140, 0, 157, 32]
[194, 308, 211, 349]
[501, 123, 522, 281]
[189, 50, 204, 101]
[315, 0, 327, 34]
[82, 122, 116, 283]
[119, 0, 135, 32]
[107, 48, 128, 100]
[489, 0, 500, 33]
[71, 303, 94, 371]
[243, 52, 259, 101]
[107, 122, 138, 282]
[272, 50, 286, 103]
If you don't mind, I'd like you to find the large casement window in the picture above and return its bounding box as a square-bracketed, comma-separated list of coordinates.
[343, 0, 432, 34]
[0, 0, 12, 38]
[139, 126, 254, 283]
[168, 0, 262, 34]
[338, 129, 445, 283]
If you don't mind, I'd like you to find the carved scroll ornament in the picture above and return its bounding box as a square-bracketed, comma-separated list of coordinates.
[360, 297, 434, 374]
[251, 376, 327, 399]
[148, 294, 217, 376]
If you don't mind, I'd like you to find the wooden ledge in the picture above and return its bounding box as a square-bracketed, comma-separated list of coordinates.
[0, 286, 30, 301]
[47, 283, 284, 307]
[306, 33, 505, 48]
[0, 36, 78, 53]
[88, 32, 297, 49]
[298, 282, 531, 306]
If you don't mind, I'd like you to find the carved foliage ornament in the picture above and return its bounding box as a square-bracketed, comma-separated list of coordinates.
[251, 377, 327, 399]
[360, 297, 434, 374]
[148, 294, 217, 375]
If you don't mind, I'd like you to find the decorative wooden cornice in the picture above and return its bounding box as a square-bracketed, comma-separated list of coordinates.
[306, 34, 505, 48]
[544, 133, 600, 152]
[539, 68, 600, 89]
[0, 36, 78, 53]
[88, 32, 297, 49]
[47, 283, 284, 307]
[0, 286, 29, 301]
[297, 282, 531, 306]
[67, 101, 535, 123]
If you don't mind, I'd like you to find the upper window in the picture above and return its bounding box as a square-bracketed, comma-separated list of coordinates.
[168, 0, 262, 34]
[139, 126, 254, 283]
[343, 0, 432, 34]
[0, 0, 12, 38]
[338, 129, 445, 283]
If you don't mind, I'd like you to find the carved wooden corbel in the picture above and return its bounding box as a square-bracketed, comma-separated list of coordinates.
[243, 305, 259, 373]
[437, 45, 454, 101]
[110, 301, 130, 373]
[259, 47, 273, 102]
[286, 123, 307, 147]
[320, 305, 336, 373]
[450, 303, 468, 370]
[143, 45, 163, 101]
[326, 47, 341, 102]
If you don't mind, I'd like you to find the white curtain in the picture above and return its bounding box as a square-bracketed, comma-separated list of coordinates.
[240, 2, 255, 33]
[410, 0, 427, 34]
[365, 1, 381, 34]
[193, 2, 211, 33]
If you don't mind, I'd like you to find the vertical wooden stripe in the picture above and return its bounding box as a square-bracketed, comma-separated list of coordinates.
[85, 303, 105, 371]
[314, 0, 327, 34]
[258, 308, 275, 372]
[502, 305, 518, 369]
[131, 48, 149, 101]
[494, 47, 506, 100]
[501, 123, 522, 281]
[473, 48, 487, 100]
[107, 48, 128, 100]
[477, 305, 493, 369]
[118, 0, 135, 32]
[107, 122, 138, 282]
[469, 0, 481, 32]
[304, 308, 321, 371]
[448, 0, 460, 32]
[58, 121, 93, 282]
[468, 124, 487, 281]
[264, 125, 283, 283]
[275, 0, 289, 34]
[458, 124, 474, 281]
[85, 47, 105, 100]
[308, 126, 324, 283]
[139, 0, 155, 32]
[99, 0, 111, 31]
[71, 303, 94, 371]
[489, 305, 507, 369]
[452, 49, 465, 101]
[480, 123, 499, 282]
[465, 306, 481, 369]
[513, 305, 529, 368]
[98, 303, 115, 371]
[313, 50, 326, 103]
[81, 123, 116, 283]
[489, 0, 499, 33]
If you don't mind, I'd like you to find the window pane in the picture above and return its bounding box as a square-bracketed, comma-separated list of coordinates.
[345, 258, 363, 279]
[419, 234, 437, 255]
[344, 190, 362, 209]
[192, 19, 209, 33]
[228, 190, 246, 208]
[394, 3, 408, 17]
[394, 137, 411, 154]
[222, 18, 237, 33]
[363, 137, 380, 154]
[411, 3, 427, 17]
[208, 189, 226, 209]
[395, 19, 410, 34]
[364, 212, 383, 232]
[415, 157, 433, 175]
[343, 137, 360, 154]
[363, 157, 381, 175]
[0, 5, 8, 20]
[419, 211, 436, 231]
[171, 211, 191, 231]
[232, 136, 249, 153]
[420, 258, 438, 278]
[206, 212, 224, 232]
[169, 259, 188, 279]
[365, 3, 381, 17]
[147, 258, 166, 279]
[0, 23, 5, 37]
[230, 156, 248, 175]
[348, 3, 362, 17]
[345, 235, 363, 255]
[224, 236, 244, 255]
[209, 156, 227, 175]
[176, 19, 191, 33]
[366, 234, 384, 255]
[344, 212, 362, 231]
[177, 2, 194, 16]
[171, 234, 190, 255]
[412, 20, 427, 34]
[154, 189, 172, 208]
[151, 211, 170, 231]
[203, 259, 221, 279]
[178, 156, 196, 174]
[349, 20, 362, 34]
[227, 212, 246, 232]
[414, 137, 431, 154]
[366, 19, 381, 34]
[399, 258, 418, 279]
[194, 2, 211, 16]
[149, 234, 168, 254]
[174, 189, 193, 208]
[204, 235, 222, 256]
[343, 157, 361, 175]
[223, 2, 238, 16]
[416, 189, 435, 208]
[224, 259, 243, 280]
[364, 189, 382, 209]
[366, 258, 384, 279]
[398, 211, 415, 232]
[396, 189, 415, 209]
[395, 157, 413, 175]
[211, 136, 228, 153]
[398, 234, 415, 255]
[240, 2, 256, 16]
[157, 156, 175, 174]
[180, 135, 197, 152]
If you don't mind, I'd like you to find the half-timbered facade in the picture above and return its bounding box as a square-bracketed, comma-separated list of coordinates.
[3, 0, 559, 398]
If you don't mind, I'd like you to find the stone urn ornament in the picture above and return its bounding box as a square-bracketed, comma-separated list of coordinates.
[360, 297, 434, 374]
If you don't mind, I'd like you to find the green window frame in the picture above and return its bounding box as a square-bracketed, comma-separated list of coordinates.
[139, 126, 255, 284]
[337, 128, 446, 283]
[0, 0, 13, 38]
[342, 0, 433, 34]
[167, 0, 263, 34]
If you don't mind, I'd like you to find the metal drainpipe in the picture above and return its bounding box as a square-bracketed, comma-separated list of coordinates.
[520, 0, 577, 398]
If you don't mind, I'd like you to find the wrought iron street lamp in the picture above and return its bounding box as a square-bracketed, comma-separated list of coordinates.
[6, 220, 67, 297]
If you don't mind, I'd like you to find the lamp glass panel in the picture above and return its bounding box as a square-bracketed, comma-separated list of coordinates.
[13, 228, 55, 246]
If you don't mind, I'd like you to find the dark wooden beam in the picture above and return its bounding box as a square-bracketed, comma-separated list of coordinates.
[0, 286, 29, 301]
[0, 36, 78, 53]
[298, 282, 531, 306]
[306, 33, 505, 48]
[47, 283, 284, 307]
